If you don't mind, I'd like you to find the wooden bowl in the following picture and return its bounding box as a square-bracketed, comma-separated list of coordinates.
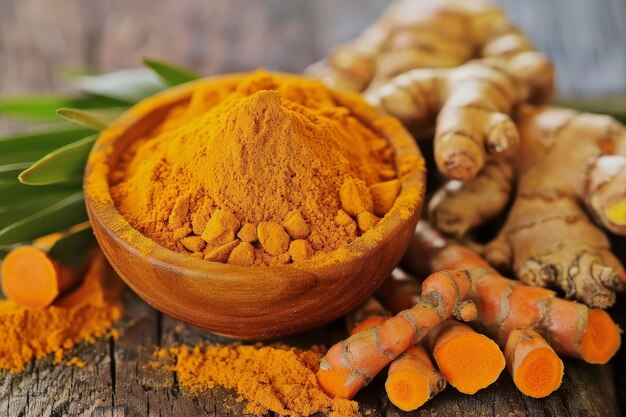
[84, 73, 425, 339]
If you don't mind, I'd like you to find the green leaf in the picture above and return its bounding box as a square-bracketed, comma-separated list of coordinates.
[79, 68, 165, 103]
[0, 162, 31, 180]
[0, 191, 87, 245]
[0, 180, 79, 206]
[0, 182, 81, 229]
[48, 224, 94, 268]
[0, 95, 129, 121]
[57, 107, 126, 130]
[0, 124, 93, 165]
[18, 134, 97, 185]
[143, 57, 200, 86]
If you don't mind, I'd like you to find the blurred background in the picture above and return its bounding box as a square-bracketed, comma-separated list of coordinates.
[1, 0, 625, 98]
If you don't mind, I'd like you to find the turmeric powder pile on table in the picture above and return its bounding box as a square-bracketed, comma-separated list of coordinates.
[0, 254, 123, 372]
[155, 343, 360, 417]
[111, 71, 402, 266]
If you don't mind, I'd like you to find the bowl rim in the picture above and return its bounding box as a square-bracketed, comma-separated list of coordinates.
[84, 71, 426, 277]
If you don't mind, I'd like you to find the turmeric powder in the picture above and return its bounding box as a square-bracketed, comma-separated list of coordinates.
[0, 253, 123, 372]
[155, 343, 360, 417]
[110, 71, 402, 266]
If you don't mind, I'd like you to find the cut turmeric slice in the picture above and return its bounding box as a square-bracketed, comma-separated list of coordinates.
[1, 246, 79, 308]
[579, 309, 622, 364]
[505, 329, 563, 398]
[385, 345, 446, 411]
[317, 269, 475, 399]
[429, 321, 505, 395]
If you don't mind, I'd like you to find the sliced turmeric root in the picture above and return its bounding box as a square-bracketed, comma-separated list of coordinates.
[317, 269, 476, 399]
[385, 345, 446, 412]
[505, 329, 563, 398]
[1, 246, 79, 308]
[579, 309, 622, 364]
[410, 221, 622, 365]
[428, 321, 505, 395]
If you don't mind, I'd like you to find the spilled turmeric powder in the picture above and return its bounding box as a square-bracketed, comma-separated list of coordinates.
[155, 343, 360, 417]
[110, 71, 404, 266]
[0, 253, 123, 372]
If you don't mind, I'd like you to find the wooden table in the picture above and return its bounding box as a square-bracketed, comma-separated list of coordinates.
[1, 0, 626, 415]
[0, 287, 621, 417]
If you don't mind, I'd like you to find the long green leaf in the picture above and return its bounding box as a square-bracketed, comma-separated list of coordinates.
[0, 194, 77, 229]
[0, 181, 81, 229]
[57, 107, 126, 130]
[0, 95, 129, 121]
[18, 135, 97, 185]
[0, 162, 31, 180]
[79, 68, 165, 102]
[0, 180, 79, 207]
[143, 58, 200, 86]
[0, 192, 87, 245]
[0, 125, 92, 165]
[49, 224, 94, 268]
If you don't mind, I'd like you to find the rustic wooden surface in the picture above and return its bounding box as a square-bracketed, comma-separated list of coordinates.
[0, 288, 620, 417]
[1, 0, 626, 416]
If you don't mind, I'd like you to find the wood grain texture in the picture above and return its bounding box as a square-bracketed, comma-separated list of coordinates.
[0, 289, 620, 417]
[1, 0, 626, 415]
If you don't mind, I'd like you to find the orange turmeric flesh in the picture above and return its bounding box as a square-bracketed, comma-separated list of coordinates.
[430, 321, 505, 395]
[580, 309, 622, 364]
[515, 348, 562, 397]
[505, 329, 563, 398]
[385, 345, 446, 411]
[1, 246, 78, 308]
[387, 371, 430, 411]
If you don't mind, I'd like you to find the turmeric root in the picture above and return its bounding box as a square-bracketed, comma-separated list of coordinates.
[408, 222, 621, 364]
[426, 105, 626, 306]
[317, 269, 477, 399]
[365, 53, 553, 181]
[348, 298, 446, 410]
[347, 298, 446, 410]
[346, 297, 390, 336]
[0, 225, 93, 308]
[376, 268, 421, 314]
[306, 0, 538, 92]
[484, 106, 626, 307]
[385, 345, 446, 411]
[1, 246, 80, 308]
[505, 329, 564, 398]
[307, 0, 554, 181]
[429, 157, 514, 237]
[427, 320, 504, 394]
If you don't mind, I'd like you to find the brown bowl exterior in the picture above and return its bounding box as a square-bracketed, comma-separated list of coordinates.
[84, 73, 425, 339]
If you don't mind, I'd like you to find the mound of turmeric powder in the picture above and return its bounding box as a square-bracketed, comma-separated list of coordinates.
[111, 71, 400, 266]
[0, 253, 123, 373]
[154, 343, 360, 417]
